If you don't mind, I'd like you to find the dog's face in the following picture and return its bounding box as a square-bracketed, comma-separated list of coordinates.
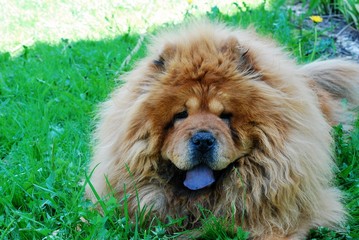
[139, 37, 289, 191]
[162, 100, 245, 171]
[160, 96, 252, 190]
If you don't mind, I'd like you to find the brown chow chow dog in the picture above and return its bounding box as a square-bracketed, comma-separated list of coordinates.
[85, 22, 359, 239]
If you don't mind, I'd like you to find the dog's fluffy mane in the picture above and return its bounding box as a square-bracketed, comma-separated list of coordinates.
[86, 21, 359, 239]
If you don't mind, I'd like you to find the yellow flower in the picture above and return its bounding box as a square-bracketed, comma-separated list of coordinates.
[187, 0, 193, 4]
[310, 15, 323, 23]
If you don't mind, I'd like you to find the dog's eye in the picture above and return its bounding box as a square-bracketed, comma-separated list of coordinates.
[173, 110, 188, 122]
[153, 57, 165, 69]
[219, 112, 232, 123]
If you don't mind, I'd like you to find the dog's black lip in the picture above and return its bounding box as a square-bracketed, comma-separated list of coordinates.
[157, 160, 237, 195]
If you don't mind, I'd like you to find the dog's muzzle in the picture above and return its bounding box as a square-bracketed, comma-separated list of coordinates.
[184, 131, 217, 190]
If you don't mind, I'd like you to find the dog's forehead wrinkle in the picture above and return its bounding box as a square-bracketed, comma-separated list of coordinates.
[185, 84, 226, 111]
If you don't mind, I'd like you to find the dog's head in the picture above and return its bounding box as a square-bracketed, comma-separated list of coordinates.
[131, 26, 293, 191]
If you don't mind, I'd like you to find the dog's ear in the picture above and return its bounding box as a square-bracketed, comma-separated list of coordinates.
[220, 36, 253, 72]
[153, 44, 176, 70]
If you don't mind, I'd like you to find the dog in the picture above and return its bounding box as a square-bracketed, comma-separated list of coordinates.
[85, 21, 359, 239]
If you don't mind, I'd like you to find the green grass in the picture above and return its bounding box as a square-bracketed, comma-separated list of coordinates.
[311, 0, 359, 30]
[0, 0, 358, 239]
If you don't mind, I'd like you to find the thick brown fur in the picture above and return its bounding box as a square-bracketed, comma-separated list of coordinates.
[85, 22, 359, 239]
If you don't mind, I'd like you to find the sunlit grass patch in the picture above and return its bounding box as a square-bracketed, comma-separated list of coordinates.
[1, 0, 265, 55]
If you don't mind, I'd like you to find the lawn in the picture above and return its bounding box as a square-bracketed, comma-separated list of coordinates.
[0, 0, 358, 239]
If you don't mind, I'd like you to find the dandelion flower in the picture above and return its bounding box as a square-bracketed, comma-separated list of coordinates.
[310, 16, 323, 23]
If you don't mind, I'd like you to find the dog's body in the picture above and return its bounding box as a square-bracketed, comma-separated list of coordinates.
[86, 22, 359, 239]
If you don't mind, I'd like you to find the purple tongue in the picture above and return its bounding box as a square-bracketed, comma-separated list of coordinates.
[183, 164, 215, 190]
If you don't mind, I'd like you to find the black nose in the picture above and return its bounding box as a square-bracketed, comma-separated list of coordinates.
[191, 131, 216, 153]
